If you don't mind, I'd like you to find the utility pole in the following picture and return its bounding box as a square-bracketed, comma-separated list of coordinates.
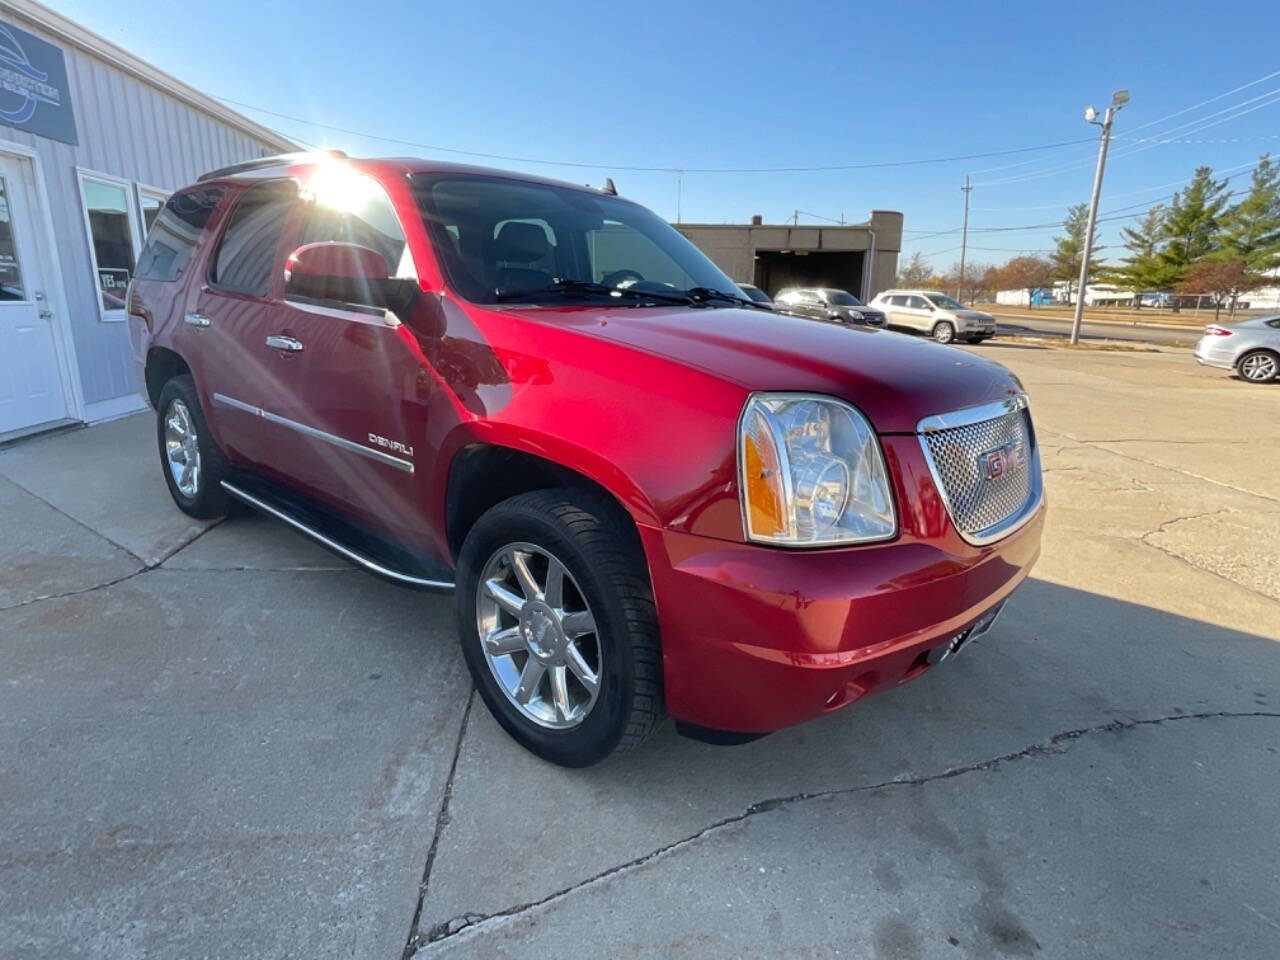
[676, 171, 683, 224]
[1070, 89, 1129, 345]
[958, 175, 971, 302]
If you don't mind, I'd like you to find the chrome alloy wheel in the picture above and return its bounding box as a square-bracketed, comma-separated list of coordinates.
[476, 542, 602, 729]
[1240, 352, 1278, 382]
[164, 399, 201, 498]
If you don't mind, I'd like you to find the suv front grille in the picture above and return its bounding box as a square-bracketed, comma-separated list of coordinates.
[918, 396, 1041, 545]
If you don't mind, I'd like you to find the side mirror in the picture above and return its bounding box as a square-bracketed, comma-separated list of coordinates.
[284, 242, 419, 318]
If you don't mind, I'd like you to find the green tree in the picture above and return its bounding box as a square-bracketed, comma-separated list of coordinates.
[1215, 154, 1280, 275]
[1103, 203, 1166, 306]
[895, 251, 935, 287]
[1156, 166, 1229, 287]
[1049, 203, 1101, 302]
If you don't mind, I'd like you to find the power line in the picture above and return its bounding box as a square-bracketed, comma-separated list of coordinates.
[212, 93, 1098, 175]
[1122, 68, 1280, 134]
[972, 85, 1280, 187]
[969, 157, 1265, 211]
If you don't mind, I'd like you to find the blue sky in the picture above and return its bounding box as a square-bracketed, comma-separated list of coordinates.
[60, 0, 1280, 271]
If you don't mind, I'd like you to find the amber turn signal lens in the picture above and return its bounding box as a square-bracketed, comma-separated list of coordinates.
[743, 412, 786, 538]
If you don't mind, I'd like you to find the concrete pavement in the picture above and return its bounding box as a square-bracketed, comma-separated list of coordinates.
[2, 344, 1278, 959]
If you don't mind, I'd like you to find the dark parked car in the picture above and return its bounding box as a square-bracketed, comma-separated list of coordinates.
[773, 286, 885, 325]
[128, 152, 1043, 766]
[736, 282, 774, 308]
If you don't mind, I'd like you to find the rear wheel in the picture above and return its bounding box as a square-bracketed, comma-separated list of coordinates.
[1238, 350, 1278, 383]
[155, 375, 232, 519]
[932, 321, 956, 344]
[455, 490, 664, 766]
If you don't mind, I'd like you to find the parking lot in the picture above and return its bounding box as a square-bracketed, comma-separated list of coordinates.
[2, 343, 1278, 959]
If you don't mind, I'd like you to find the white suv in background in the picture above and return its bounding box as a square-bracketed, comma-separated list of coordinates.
[870, 290, 997, 344]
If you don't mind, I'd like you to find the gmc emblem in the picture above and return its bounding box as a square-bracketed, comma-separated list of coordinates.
[979, 439, 1027, 480]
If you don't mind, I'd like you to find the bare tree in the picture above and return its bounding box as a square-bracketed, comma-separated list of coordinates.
[1175, 259, 1266, 322]
[994, 256, 1054, 307]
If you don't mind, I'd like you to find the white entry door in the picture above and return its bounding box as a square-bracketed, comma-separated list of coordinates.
[0, 153, 69, 438]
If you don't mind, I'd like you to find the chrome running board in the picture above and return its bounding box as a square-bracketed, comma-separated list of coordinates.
[220, 479, 454, 592]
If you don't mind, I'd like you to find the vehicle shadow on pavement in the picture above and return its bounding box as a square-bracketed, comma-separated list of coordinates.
[412, 576, 1280, 958]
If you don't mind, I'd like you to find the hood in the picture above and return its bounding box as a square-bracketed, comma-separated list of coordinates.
[513, 305, 1021, 434]
[956, 309, 994, 321]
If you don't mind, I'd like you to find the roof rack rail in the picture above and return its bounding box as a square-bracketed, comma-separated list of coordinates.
[197, 149, 349, 183]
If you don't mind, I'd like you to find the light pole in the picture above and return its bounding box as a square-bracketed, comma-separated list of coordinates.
[958, 174, 971, 302]
[1070, 89, 1128, 346]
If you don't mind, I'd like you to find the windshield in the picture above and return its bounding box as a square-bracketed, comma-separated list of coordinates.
[926, 293, 964, 310]
[741, 285, 771, 303]
[827, 291, 864, 306]
[410, 174, 738, 305]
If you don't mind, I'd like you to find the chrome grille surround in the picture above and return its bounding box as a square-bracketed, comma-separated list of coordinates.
[917, 394, 1043, 546]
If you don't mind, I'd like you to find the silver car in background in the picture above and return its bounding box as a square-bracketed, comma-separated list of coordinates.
[1193, 316, 1280, 384]
[869, 289, 997, 344]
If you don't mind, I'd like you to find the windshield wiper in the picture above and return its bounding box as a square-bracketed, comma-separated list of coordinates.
[495, 280, 698, 306]
[683, 286, 771, 310]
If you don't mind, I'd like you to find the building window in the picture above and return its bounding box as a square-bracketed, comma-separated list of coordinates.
[77, 171, 140, 319]
[137, 186, 169, 235]
[0, 176, 27, 302]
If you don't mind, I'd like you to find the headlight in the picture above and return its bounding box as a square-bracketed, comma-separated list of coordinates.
[847, 309, 863, 320]
[739, 393, 896, 546]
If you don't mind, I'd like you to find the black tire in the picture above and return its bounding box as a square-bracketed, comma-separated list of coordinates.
[155, 375, 232, 519]
[932, 321, 956, 344]
[1237, 349, 1279, 384]
[455, 490, 664, 767]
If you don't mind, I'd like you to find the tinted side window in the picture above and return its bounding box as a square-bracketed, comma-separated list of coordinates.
[908, 296, 929, 309]
[135, 188, 224, 283]
[211, 181, 296, 296]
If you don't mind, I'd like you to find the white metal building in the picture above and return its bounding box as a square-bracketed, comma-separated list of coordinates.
[0, 0, 294, 441]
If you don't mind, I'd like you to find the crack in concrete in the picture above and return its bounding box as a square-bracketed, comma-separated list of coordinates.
[412, 711, 1280, 953]
[403, 689, 475, 959]
[0, 521, 224, 613]
[1139, 509, 1279, 603]
[0, 473, 152, 566]
[1047, 429, 1278, 505]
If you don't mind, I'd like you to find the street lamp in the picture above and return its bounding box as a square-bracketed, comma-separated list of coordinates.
[1070, 89, 1128, 345]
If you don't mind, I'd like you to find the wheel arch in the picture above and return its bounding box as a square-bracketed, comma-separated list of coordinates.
[442, 436, 655, 563]
[144, 347, 192, 409]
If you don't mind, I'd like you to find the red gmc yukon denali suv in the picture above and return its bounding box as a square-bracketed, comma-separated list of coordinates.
[127, 153, 1044, 767]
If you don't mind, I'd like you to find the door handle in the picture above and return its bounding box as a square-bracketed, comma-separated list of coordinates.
[184, 313, 211, 327]
[38, 309, 53, 320]
[265, 335, 304, 352]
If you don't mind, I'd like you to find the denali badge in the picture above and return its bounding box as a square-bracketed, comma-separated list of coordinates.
[978, 439, 1026, 480]
[368, 433, 414, 458]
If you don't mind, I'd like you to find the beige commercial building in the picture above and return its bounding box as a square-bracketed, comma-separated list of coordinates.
[676, 210, 903, 301]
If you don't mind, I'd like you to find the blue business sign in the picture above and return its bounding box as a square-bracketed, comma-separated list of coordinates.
[0, 20, 77, 145]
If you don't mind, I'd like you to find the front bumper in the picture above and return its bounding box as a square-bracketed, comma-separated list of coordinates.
[637, 499, 1044, 733]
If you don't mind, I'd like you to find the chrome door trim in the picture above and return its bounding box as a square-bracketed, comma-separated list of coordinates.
[220, 480, 452, 591]
[212, 392, 261, 416]
[211, 392, 413, 473]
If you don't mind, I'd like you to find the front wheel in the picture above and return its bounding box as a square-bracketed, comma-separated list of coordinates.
[932, 321, 956, 344]
[1238, 350, 1278, 383]
[455, 490, 664, 766]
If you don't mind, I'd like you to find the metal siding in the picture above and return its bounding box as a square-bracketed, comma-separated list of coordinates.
[0, 18, 284, 406]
